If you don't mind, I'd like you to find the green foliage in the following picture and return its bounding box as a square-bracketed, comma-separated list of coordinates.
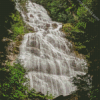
[63, 23, 87, 51]
[75, 0, 95, 29]
[9, 12, 25, 40]
[62, 0, 99, 57]
[44, 91, 54, 99]
[28, 89, 54, 100]
[63, 23, 84, 33]
[75, 44, 86, 51]
[33, 0, 75, 23]
[89, 89, 99, 100]
[0, 62, 28, 100]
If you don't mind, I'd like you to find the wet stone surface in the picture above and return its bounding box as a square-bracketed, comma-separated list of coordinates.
[30, 14, 34, 18]
[52, 23, 58, 29]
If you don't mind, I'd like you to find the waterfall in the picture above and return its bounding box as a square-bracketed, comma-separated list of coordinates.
[16, 0, 88, 97]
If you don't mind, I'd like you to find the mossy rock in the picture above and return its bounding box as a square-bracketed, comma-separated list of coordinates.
[52, 23, 58, 29]
[25, 24, 34, 32]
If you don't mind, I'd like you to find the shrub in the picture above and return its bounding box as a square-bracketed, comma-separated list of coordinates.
[28, 89, 54, 100]
[9, 11, 25, 40]
[0, 62, 28, 100]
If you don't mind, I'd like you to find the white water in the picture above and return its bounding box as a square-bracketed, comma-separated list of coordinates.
[16, 0, 88, 97]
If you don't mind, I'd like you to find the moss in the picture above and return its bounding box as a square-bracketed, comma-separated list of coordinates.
[63, 23, 84, 33]
[73, 50, 86, 59]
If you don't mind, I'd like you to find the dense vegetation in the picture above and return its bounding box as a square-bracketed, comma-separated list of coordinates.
[0, 0, 100, 100]
[0, 63, 28, 100]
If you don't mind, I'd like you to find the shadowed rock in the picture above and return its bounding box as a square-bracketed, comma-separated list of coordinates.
[30, 14, 34, 18]
[52, 23, 58, 29]
[26, 47, 40, 56]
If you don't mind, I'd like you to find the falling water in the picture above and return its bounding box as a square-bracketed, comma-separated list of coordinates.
[16, 0, 88, 97]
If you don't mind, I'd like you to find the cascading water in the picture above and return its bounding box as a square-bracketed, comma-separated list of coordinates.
[16, 0, 88, 98]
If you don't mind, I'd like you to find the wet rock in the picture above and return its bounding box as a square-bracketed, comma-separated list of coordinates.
[59, 27, 62, 31]
[2, 37, 13, 42]
[6, 42, 16, 54]
[34, 20, 38, 24]
[16, 35, 23, 41]
[25, 24, 34, 32]
[46, 23, 50, 27]
[7, 54, 15, 61]
[28, 27, 34, 32]
[7, 29, 13, 34]
[14, 46, 19, 54]
[71, 60, 76, 68]
[44, 54, 50, 59]
[47, 36, 55, 44]
[30, 47, 40, 56]
[26, 40, 36, 47]
[52, 23, 58, 29]
[5, 41, 19, 65]
[3, 35, 23, 66]
[26, 47, 40, 56]
[39, 17, 42, 20]
[30, 14, 34, 18]
[45, 23, 50, 30]
[37, 25, 41, 28]
[38, 14, 42, 17]
[43, 19, 46, 21]
[26, 18, 30, 22]
[32, 4, 35, 6]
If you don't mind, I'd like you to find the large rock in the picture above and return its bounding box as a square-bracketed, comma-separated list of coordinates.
[2, 35, 23, 66]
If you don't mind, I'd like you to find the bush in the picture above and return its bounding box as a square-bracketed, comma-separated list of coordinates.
[33, 0, 75, 23]
[9, 11, 25, 40]
[0, 62, 28, 100]
[28, 89, 54, 100]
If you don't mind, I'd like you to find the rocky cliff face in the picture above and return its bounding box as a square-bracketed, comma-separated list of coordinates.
[1, 34, 23, 66]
